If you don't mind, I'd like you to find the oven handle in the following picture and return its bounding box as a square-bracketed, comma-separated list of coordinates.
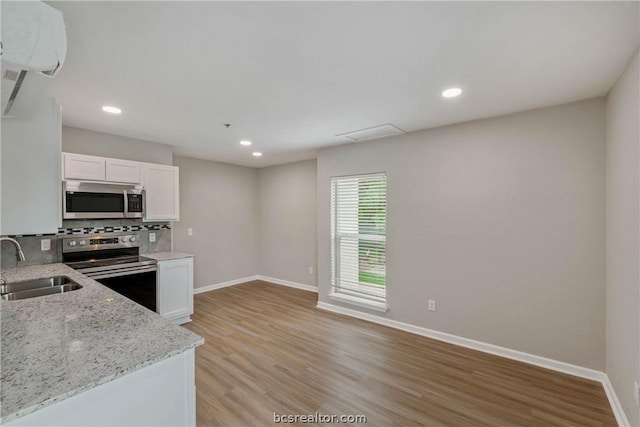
[84, 266, 157, 280]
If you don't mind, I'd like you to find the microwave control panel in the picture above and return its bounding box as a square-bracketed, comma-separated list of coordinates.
[127, 193, 143, 213]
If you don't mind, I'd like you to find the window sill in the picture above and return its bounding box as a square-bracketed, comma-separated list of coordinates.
[328, 293, 388, 313]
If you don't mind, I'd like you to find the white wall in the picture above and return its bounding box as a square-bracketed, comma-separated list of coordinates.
[258, 160, 317, 286]
[172, 156, 259, 288]
[62, 126, 173, 165]
[605, 49, 639, 426]
[172, 157, 316, 289]
[317, 98, 606, 370]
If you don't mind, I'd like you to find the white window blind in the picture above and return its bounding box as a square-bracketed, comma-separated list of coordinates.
[331, 173, 387, 303]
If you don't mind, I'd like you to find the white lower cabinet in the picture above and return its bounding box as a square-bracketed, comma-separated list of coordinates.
[158, 257, 194, 325]
[6, 350, 196, 427]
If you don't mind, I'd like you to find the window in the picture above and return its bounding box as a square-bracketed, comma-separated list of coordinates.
[331, 173, 387, 306]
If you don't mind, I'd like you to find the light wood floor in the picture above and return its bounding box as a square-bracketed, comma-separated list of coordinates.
[184, 281, 616, 426]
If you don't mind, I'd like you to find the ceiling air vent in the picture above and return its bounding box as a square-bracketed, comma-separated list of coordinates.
[3, 69, 19, 81]
[337, 124, 406, 142]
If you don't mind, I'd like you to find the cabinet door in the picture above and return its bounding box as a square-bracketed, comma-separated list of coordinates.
[158, 258, 193, 323]
[1, 98, 61, 235]
[4, 350, 196, 427]
[64, 153, 106, 181]
[143, 164, 179, 221]
[106, 158, 142, 184]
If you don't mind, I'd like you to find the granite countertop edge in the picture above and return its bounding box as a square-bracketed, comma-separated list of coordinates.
[0, 263, 204, 424]
[2, 340, 203, 424]
[144, 251, 194, 261]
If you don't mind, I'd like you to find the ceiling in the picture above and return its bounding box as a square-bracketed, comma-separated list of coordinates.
[46, 1, 639, 167]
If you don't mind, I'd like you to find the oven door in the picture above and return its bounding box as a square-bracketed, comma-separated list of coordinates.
[90, 268, 157, 312]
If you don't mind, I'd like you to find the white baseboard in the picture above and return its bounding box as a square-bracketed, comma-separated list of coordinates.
[602, 374, 632, 427]
[257, 275, 318, 293]
[193, 275, 260, 294]
[193, 275, 317, 294]
[316, 302, 601, 380]
[316, 301, 630, 427]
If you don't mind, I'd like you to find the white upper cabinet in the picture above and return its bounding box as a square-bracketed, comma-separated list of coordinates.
[1, 98, 62, 235]
[61, 153, 179, 221]
[63, 153, 106, 181]
[105, 158, 142, 184]
[63, 154, 142, 184]
[142, 163, 179, 221]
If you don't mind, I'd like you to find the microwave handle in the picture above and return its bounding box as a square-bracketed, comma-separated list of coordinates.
[123, 190, 128, 216]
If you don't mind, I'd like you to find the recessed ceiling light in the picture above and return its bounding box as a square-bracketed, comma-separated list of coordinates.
[441, 88, 462, 98]
[240, 140, 252, 146]
[102, 105, 122, 114]
[252, 152, 263, 157]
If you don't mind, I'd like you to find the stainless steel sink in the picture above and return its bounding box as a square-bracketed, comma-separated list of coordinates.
[0, 276, 83, 301]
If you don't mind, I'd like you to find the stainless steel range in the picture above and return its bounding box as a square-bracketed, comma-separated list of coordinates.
[62, 234, 158, 311]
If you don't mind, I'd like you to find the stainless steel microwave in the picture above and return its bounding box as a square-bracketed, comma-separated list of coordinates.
[63, 182, 144, 219]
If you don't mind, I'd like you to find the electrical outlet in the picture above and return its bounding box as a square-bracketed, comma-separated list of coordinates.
[149, 233, 156, 243]
[309, 266, 314, 275]
[40, 239, 51, 251]
[187, 228, 193, 236]
[634, 381, 639, 407]
[428, 299, 436, 312]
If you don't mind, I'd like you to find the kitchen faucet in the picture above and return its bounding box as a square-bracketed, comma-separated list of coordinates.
[0, 237, 26, 262]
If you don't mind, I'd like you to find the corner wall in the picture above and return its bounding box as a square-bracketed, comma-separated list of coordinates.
[173, 156, 259, 288]
[171, 156, 317, 291]
[605, 49, 640, 426]
[257, 159, 317, 287]
[317, 98, 606, 370]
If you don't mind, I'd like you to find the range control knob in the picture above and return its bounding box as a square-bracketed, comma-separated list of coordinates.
[129, 236, 136, 243]
[79, 240, 86, 246]
[121, 236, 129, 243]
[68, 241, 77, 247]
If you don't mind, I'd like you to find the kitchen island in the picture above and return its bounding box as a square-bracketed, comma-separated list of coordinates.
[0, 263, 204, 426]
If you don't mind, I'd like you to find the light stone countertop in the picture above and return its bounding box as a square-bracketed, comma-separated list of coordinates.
[144, 251, 194, 262]
[0, 263, 204, 424]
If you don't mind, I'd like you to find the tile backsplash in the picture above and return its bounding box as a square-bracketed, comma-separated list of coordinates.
[0, 235, 60, 269]
[0, 219, 172, 269]
[58, 220, 171, 235]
